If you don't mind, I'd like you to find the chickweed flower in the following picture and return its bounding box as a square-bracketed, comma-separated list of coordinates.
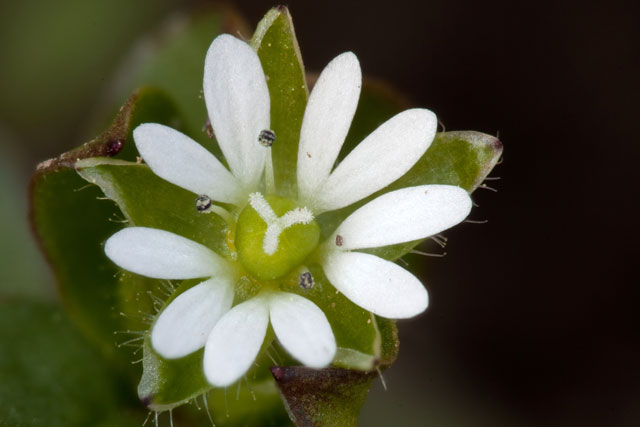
[104, 32, 471, 387]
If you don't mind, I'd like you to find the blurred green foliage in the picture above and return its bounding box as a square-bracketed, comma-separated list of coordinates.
[0, 301, 142, 427]
[0, 0, 185, 155]
[0, 140, 52, 299]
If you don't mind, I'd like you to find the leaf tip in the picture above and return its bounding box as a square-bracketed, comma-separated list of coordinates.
[106, 138, 125, 156]
[489, 134, 504, 156]
[270, 365, 287, 381]
[140, 394, 154, 408]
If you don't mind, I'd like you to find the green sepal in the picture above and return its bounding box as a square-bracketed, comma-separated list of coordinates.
[132, 279, 207, 411]
[251, 6, 308, 198]
[388, 130, 503, 193]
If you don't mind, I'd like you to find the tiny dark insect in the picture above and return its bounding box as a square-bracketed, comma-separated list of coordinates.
[298, 271, 314, 290]
[335, 235, 344, 247]
[258, 129, 276, 147]
[196, 195, 212, 212]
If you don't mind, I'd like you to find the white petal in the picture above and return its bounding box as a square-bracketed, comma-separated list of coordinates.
[269, 292, 336, 368]
[203, 296, 269, 387]
[133, 123, 243, 204]
[316, 109, 437, 211]
[104, 227, 225, 279]
[333, 185, 472, 251]
[203, 34, 269, 190]
[323, 251, 428, 318]
[151, 277, 234, 359]
[297, 52, 361, 207]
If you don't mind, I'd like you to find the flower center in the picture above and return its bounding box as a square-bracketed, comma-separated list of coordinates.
[235, 193, 320, 281]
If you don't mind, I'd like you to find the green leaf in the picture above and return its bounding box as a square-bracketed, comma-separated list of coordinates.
[271, 366, 377, 427]
[251, 6, 308, 198]
[30, 88, 183, 373]
[0, 300, 143, 427]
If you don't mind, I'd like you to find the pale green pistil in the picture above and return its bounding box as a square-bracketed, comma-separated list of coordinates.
[235, 193, 320, 281]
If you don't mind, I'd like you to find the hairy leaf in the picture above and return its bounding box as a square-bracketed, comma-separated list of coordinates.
[30, 88, 181, 375]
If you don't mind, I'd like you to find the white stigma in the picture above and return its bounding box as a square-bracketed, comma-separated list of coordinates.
[248, 193, 314, 255]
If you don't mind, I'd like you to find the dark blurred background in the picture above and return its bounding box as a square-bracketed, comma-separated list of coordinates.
[1, 0, 638, 426]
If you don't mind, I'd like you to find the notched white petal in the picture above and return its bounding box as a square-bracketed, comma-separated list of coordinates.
[323, 251, 428, 319]
[297, 52, 361, 207]
[104, 227, 224, 279]
[133, 123, 242, 204]
[333, 185, 472, 250]
[317, 109, 437, 211]
[151, 277, 234, 359]
[203, 297, 269, 387]
[269, 293, 336, 368]
[203, 34, 269, 190]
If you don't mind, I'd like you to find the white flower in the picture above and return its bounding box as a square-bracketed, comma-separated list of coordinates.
[104, 32, 472, 387]
[106, 34, 336, 387]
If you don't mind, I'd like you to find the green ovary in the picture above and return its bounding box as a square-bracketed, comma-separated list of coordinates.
[235, 195, 320, 281]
